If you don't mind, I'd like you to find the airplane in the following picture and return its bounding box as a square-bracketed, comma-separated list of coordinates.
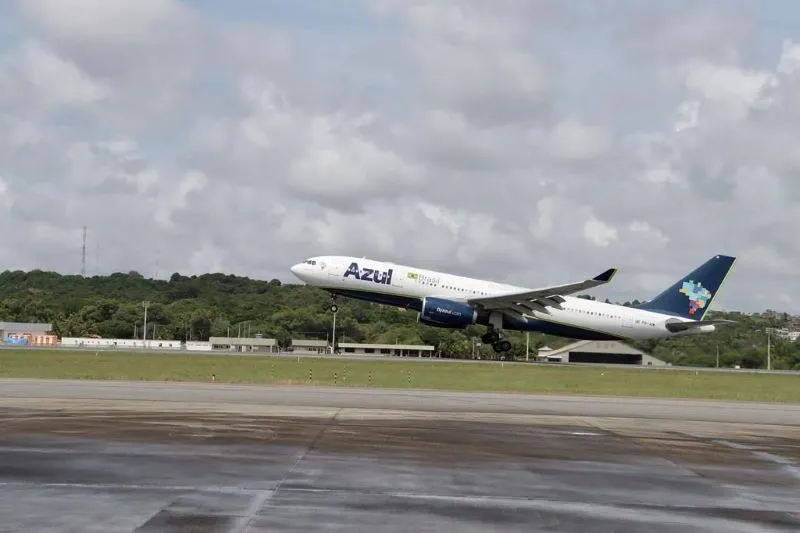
[289, 254, 736, 354]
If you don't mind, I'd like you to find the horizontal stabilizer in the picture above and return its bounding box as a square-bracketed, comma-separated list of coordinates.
[664, 318, 736, 333]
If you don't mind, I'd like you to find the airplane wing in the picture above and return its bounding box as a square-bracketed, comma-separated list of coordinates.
[664, 318, 737, 333]
[466, 268, 618, 317]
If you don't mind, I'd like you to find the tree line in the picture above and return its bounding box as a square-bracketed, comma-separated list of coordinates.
[0, 269, 797, 369]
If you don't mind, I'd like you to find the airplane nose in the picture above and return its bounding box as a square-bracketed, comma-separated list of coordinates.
[290, 263, 304, 278]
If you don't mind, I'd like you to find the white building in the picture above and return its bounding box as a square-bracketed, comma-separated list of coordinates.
[337, 342, 435, 357]
[208, 336, 278, 353]
[0, 321, 52, 336]
[1, 321, 56, 346]
[291, 339, 329, 354]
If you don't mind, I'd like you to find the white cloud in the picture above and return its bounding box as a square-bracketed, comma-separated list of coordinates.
[680, 60, 778, 119]
[1, 1, 800, 312]
[382, 0, 556, 127]
[529, 197, 556, 240]
[17, 0, 186, 43]
[641, 165, 682, 186]
[0, 40, 109, 110]
[777, 39, 800, 75]
[674, 100, 700, 132]
[584, 216, 618, 248]
[288, 115, 424, 204]
[155, 170, 209, 229]
[0, 175, 11, 209]
[738, 244, 797, 277]
[628, 220, 668, 240]
[545, 117, 612, 160]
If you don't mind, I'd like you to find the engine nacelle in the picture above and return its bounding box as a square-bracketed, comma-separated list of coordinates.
[418, 297, 478, 328]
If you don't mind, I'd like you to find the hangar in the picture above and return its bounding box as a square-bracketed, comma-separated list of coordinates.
[536, 340, 668, 366]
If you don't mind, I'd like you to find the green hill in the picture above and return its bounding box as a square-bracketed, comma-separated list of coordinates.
[0, 269, 797, 368]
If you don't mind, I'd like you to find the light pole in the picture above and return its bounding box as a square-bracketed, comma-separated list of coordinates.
[331, 308, 337, 354]
[142, 301, 150, 346]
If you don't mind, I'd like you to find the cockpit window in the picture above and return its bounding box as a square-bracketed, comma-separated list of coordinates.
[303, 259, 317, 265]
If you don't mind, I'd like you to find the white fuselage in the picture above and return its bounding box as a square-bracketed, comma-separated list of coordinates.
[290, 256, 714, 341]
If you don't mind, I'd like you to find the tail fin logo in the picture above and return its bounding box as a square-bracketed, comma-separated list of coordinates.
[679, 280, 712, 316]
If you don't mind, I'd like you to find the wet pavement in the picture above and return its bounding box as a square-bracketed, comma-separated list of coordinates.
[1, 402, 799, 532]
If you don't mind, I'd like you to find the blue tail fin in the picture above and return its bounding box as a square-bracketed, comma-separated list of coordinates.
[635, 255, 736, 320]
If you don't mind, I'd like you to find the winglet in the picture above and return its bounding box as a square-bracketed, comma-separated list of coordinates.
[593, 268, 617, 283]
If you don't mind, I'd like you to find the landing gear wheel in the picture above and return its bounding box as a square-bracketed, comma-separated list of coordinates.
[330, 303, 338, 313]
[481, 328, 500, 344]
[492, 340, 512, 353]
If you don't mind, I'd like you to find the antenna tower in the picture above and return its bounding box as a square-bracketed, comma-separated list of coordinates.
[81, 226, 87, 277]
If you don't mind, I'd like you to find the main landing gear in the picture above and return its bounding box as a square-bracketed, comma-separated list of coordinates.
[481, 325, 512, 354]
[329, 294, 338, 314]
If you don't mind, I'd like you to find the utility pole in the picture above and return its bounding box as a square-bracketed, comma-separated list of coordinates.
[143, 301, 150, 345]
[81, 226, 87, 277]
[767, 328, 771, 371]
[526, 332, 530, 362]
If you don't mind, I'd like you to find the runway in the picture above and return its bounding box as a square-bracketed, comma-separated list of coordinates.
[1, 379, 799, 532]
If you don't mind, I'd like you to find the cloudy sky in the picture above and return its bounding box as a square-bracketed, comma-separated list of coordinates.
[1, 0, 799, 313]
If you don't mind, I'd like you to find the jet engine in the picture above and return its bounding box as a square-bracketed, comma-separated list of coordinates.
[417, 297, 478, 328]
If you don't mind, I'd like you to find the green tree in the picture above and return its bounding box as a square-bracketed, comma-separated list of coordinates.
[0, 269, 793, 366]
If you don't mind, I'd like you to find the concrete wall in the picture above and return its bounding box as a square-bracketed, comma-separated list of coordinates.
[2, 333, 58, 346]
[185, 341, 213, 351]
[60, 337, 182, 350]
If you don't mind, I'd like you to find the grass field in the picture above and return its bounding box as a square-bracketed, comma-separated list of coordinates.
[1, 348, 799, 403]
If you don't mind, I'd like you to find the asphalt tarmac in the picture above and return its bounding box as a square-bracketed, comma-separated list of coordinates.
[1, 379, 799, 532]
